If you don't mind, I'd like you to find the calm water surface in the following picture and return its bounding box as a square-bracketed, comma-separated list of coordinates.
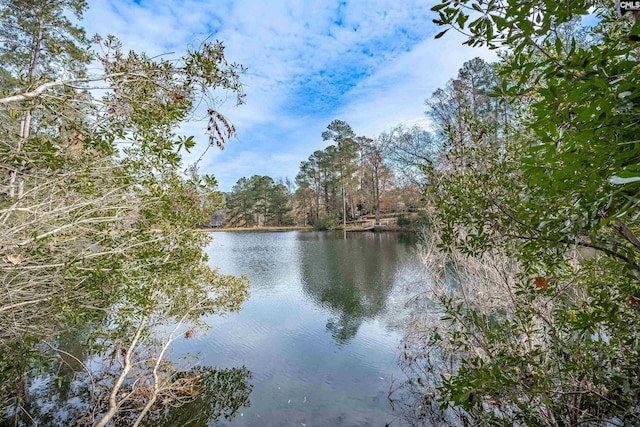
[178, 231, 419, 427]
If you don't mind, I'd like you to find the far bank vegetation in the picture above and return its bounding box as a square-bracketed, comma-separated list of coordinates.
[219, 120, 433, 231]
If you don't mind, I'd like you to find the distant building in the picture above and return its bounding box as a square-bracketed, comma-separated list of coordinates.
[211, 211, 225, 228]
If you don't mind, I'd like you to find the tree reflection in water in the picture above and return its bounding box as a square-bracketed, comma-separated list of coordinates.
[5, 350, 252, 426]
[300, 232, 414, 345]
[144, 366, 253, 427]
[2, 315, 253, 427]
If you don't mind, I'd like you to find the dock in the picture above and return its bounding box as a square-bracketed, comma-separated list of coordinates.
[346, 218, 394, 232]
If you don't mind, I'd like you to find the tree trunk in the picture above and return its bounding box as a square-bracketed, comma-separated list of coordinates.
[374, 166, 380, 224]
[342, 187, 346, 228]
[94, 316, 148, 427]
[9, 22, 42, 198]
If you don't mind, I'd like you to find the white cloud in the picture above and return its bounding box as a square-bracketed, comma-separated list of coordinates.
[339, 31, 498, 138]
[81, 0, 500, 191]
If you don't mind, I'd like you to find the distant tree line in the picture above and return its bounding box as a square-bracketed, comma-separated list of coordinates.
[222, 118, 442, 228]
[224, 175, 294, 227]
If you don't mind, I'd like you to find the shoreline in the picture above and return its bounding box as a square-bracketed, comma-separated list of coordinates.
[199, 226, 312, 232]
[198, 225, 410, 233]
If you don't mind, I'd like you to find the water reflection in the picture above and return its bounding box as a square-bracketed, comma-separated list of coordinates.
[146, 366, 252, 427]
[16, 362, 252, 427]
[2, 231, 421, 427]
[210, 232, 301, 291]
[3, 317, 252, 426]
[300, 232, 414, 345]
[192, 231, 417, 426]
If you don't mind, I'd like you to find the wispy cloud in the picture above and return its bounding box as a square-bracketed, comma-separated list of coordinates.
[83, 0, 495, 190]
[338, 31, 497, 137]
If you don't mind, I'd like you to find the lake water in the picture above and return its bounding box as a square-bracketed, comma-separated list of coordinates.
[178, 231, 420, 427]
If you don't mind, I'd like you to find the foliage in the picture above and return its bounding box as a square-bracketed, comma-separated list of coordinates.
[393, 1, 640, 424]
[0, 0, 89, 82]
[397, 228, 640, 426]
[396, 214, 412, 227]
[0, 0, 249, 424]
[312, 214, 339, 231]
[293, 119, 419, 226]
[223, 119, 433, 229]
[431, 0, 640, 246]
[396, 211, 431, 230]
[225, 175, 293, 227]
[294, 120, 359, 224]
[378, 125, 437, 187]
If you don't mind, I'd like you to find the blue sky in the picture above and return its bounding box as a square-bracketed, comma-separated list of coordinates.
[82, 0, 495, 191]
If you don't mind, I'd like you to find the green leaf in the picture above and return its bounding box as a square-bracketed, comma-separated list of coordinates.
[431, 2, 451, 12]
[434, 29, 450, 39]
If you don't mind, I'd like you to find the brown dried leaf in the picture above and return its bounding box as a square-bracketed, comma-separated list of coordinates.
[626, 295, 640, 305]
[5, 254, 23, 265]
[534, 277, 548, 290]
